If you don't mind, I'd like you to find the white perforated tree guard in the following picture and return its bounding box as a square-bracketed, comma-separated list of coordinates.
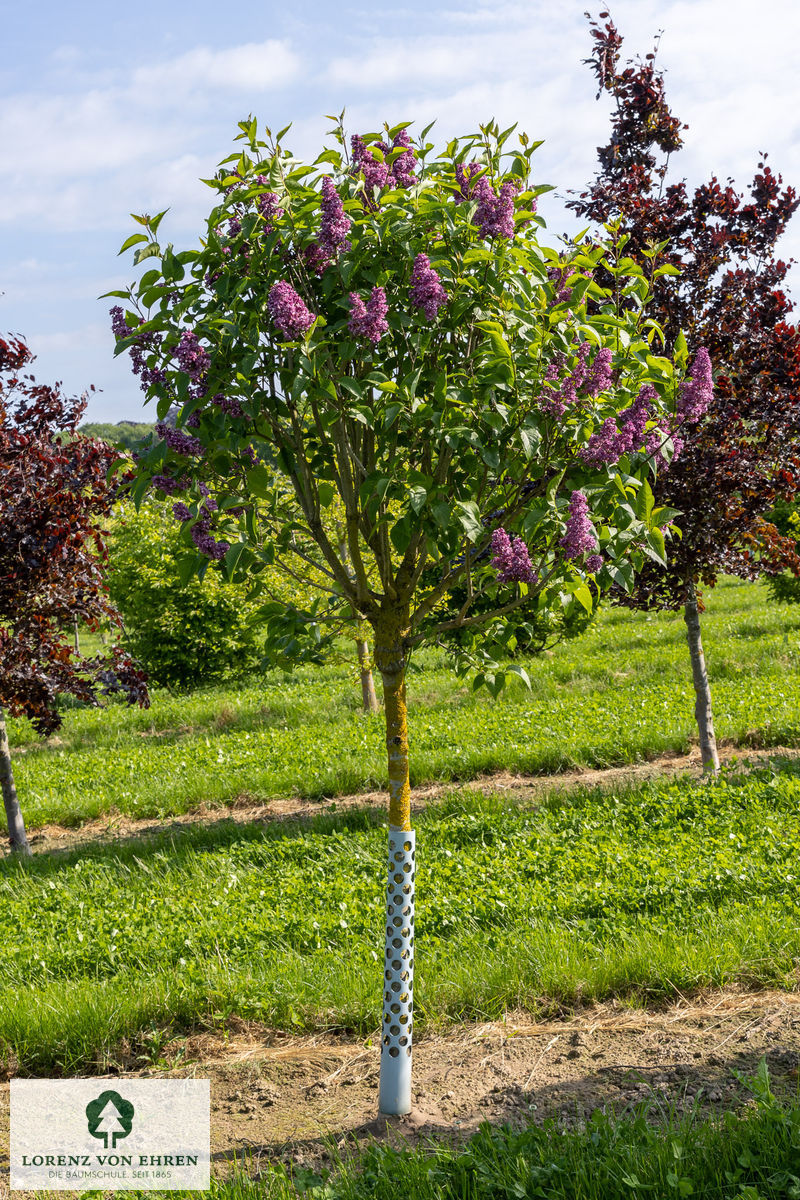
[378, 827, 415, 1115]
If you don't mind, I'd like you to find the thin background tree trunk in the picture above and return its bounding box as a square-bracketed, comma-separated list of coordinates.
[356, 637, 380, 713]
[0, 707, 31, 856]
[683, 580, 720, 774]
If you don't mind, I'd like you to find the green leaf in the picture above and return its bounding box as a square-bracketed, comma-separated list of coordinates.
[176, 553, 200, 586]
[390, 514, 413, 555]
[133, 243, 161, 265]
[519, 426, 539, 459]
[635, 479, 655, 523]
[674, 328, 689, 368]
[652, 505, 681, 528]
[454, 500, 483, 543]
[409, 485, 427, 515]
[118, 233, 149, 255]
[384, 402, 403, 430]
[246, 464, 271, 499]
[317, 481, 336, 507]
[507, 664, 531, 689]
[431, 501, 451, 529]
[148, 209, 170, 236]
[570, 582, 593, 614]
[644, 527, 667, 566]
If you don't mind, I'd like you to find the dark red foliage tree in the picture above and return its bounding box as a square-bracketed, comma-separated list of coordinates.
[0, 335, 149, 855]
[570, 13, 800, 770]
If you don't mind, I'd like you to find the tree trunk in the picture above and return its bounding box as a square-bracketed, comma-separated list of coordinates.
[73, 616, 80, 655]
[356, 638, 380, 714]
[0, 707, 31, 856]
[374, 609, 414, 1115]
[683, 581, 720, 774]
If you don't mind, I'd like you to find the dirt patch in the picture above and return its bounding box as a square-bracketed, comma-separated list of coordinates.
[11, 744, 800, 859]
[2, 987, 798, 1190]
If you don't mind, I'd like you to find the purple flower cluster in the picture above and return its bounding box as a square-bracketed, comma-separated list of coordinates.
[212, 392, 244, 418]
[174, 331, 210, 382]
[388, 129, 417, 188]
[267, 280, 316, 340]
[318, 175, 352, 260]
[560, 491, 598, 560]
[585, 554, 603, 574]
[151, 473, 186, 496]
[677, 348, 713, 424]
[351, 135, 390, 192]
[583, 348, 614, 397]
[191, 511, 229, 560]
[110, 306, 132, 340]
[542, 342, 591, 417]
[580, 385, 656, 467]
[580, 417, 624, 467]
[302, 243, 330, 275]
[646, 421, 685, 464]
[172, 486, 229, 559]
[350, 130, 418, 195]
[348, 286, 389, 345]
[473, 176, 521, 240]
[547, 266, 573, 305]
[256, 178, 282, 232]
[109, 306, 167, 392]
[623, 385, 656, 444]
[454, 161, 483, 203]
[409, 254, 447, 319]
[155, 421, 204, 457]
[490, 528, 537, 584]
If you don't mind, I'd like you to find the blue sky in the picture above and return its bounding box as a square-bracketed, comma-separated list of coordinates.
[2, 0, 799, 422]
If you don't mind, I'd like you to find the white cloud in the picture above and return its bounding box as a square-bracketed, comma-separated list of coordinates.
[0, 37, 301, 233]
[26, 323, 108, 355]
[132, 40, 300, 96]
[3, 0, 800, 423]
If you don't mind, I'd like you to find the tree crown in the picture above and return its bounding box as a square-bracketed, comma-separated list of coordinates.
[111, 117, 694, 682]
[0, 335, 148, 733]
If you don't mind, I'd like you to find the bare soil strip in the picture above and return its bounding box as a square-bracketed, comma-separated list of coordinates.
[2, 987, 799, 1191]
[15, 742, 800, 858]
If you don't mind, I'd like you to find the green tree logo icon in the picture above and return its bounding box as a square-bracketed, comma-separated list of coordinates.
[86, 1090, 135, 1149]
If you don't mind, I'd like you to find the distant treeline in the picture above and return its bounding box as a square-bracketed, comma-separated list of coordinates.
[77, 421, 154, 451]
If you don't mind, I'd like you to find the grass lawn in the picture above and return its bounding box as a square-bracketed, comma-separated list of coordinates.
[2, 761, 799, 1074]
[77, 1073, 800, 1199]
[3, 577, 800, 831]
[3, 579, 800, 1196]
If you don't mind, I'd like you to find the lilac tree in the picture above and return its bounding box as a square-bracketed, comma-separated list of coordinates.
[111, 117, 691, 1113]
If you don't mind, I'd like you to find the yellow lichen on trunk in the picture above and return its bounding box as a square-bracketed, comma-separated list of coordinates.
[373, 607, 411, 831]
[383, 672, 411, 830]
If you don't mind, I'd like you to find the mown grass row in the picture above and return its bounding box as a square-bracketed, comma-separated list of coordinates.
[125, 1067, 800, 1199]
[4, 578, 800, 831]
[2, 762, 799, 1074]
